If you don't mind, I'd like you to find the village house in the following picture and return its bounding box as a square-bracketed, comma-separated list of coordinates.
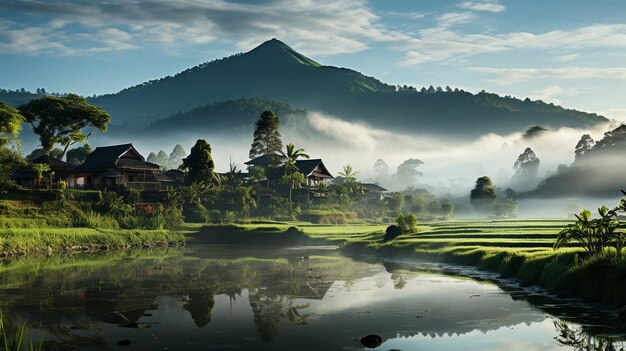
[12, 155, 76, 188]
[73, 143, 174, 191]
[244, 154, 334, 203]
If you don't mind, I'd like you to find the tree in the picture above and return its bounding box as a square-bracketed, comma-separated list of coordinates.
[470, 176, 498, 212]
[0, 102, 24, 146]
[279, 142, 309, 174]
[397, 213, 418, 233]
[0, 147, 26, 192]
[385, 192, 404, 216]
[522, 126, 548, 139]
[338, 165, 358, 183]
[373, 159, 389, 185]
[156, 150, 170, 169]
[169, 144, 187, 168]
[180, 139, 217, 185]
[249, 110, 283, 160]
[147, 152, 157, 163]
[19, 94, 110, 157]
[511, 147, 540, 189]
[394, 158, 423, 187]
[26, 147, 63, 161]
[574, 134, 595, 161]
[66, 144, 92, 165]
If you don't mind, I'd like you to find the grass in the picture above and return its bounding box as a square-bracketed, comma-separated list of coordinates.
[0, 225, 185, 256]
[1, 310, 42, 351]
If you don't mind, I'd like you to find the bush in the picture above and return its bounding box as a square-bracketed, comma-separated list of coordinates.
[384, 225, 402, 242]
[397, 213, 418, 233]
[183, 200, 209, 223]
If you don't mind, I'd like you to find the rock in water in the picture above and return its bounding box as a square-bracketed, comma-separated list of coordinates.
[360, 334, 383, 348]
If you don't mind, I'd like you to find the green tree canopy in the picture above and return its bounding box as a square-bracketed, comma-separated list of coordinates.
[470, 176, 498, 212]
[249, 110, 283, 160]
[26, 147, 63, 162]
[156, 150, 170, 169]
[512, 147, 540, 180]
[169, 144, 187, 167]
[0, 102, 24, 146]
[338, 164, 358, 183]
[180, 139, 217, 185]
[18, 94, 110, 157]
[146, 152, 158, 163]
[66, 144, 92, 165]
[280, 142, 309, 175]
[394, 158, 423, 187]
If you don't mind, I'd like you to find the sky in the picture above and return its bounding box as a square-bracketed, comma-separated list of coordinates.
[1, 0, 626, 121]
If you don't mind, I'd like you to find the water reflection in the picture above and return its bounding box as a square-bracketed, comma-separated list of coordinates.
[0, 247, 622, 350]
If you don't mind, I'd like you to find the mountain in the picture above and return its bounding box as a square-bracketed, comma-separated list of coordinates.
[1, 39, 608, 138]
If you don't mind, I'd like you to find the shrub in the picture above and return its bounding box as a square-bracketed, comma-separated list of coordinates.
[183, 200, 209, 223]
[384, 225, 402, 242]
[397, 213, 418, 233]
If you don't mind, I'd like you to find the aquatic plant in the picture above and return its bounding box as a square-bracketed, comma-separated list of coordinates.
[0, 310, 43, 351]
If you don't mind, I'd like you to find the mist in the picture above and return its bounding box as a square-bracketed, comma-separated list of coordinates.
[21, 109, 620, 218]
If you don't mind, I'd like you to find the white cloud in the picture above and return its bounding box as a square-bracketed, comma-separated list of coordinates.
[470, 66, 626, 84]
[0, 0, 406, 56]
[437, 12, 475, 28]
[400, 24, 626, 65]
[527, 85, 587, 105]
[555, 53, 580, 62]
[459, 1, 506, 13]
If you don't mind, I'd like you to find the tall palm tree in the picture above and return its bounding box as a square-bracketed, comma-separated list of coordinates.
[338, 164, 358, 183]
[279, 143, 309, 175]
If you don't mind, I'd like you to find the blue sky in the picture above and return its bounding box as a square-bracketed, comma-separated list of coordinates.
[1, 0, 626, 121]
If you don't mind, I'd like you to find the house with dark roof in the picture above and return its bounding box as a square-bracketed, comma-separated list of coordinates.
[12, 155, 76, 188]
[245, 154, 334, 203]
[73, 143, 173, 191]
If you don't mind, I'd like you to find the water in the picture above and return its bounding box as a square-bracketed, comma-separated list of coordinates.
[0, 246, 623, 350]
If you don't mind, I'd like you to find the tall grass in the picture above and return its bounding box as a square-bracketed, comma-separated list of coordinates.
[0, 310, 43, 351]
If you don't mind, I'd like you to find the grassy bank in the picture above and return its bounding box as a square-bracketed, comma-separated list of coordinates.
[200, 220, 626, 307]
[0, 216, 186, 257]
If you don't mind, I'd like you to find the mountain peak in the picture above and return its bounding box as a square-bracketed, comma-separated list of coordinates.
[247, 38, 321, 67]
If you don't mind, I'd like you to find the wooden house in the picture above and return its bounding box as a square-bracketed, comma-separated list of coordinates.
[245, 154, 333, 202]
[73, 143, 173, 191]
[12, 155, 76, 188]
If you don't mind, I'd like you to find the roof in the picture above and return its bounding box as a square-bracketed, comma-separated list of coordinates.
[153, 171, 174, 182]
[75, 143, 155, 172]
[30, 155, 75, 171]
[244, 153, 282, 166]
[361, 183, 388, 192]
[295, 159, 333, 179]
[116, 158, 160, 170]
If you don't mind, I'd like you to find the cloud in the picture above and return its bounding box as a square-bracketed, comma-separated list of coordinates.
[554, 53, 580, 62]
[470, 66, 626, 84]
[459, 1, 506, 13]
[401, 24, 626, 65]
[437, 12, 475, 28]
[527, 85, 588, 105]
[0, 0, 405, 56]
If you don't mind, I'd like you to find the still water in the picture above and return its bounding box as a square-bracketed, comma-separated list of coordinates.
[0, 246, 623, 350]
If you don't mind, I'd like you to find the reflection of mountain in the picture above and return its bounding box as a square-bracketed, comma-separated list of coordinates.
[0, 247, 621, 350]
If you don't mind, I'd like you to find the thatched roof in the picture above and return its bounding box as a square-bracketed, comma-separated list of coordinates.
[295, 159, 333, 179]
[76, 143, 158, 172]
[30, 155, 75, 171]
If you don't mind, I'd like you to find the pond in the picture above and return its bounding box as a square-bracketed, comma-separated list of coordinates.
[0, 246, 623, 350]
